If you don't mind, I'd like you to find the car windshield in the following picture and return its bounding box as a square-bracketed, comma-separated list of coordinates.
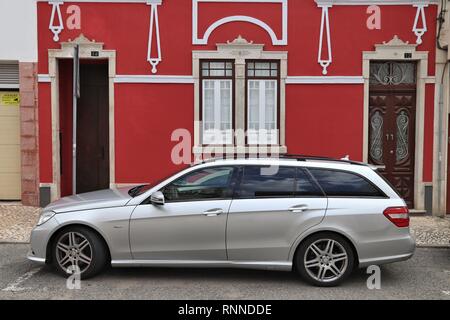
[128, 172, 177, 197]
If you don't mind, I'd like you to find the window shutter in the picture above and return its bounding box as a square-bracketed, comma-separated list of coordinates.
[0, 62, 19, 89]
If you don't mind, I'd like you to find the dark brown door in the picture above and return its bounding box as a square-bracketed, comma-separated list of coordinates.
[76, 62, 109, 194]
[368, 62, 416, 207]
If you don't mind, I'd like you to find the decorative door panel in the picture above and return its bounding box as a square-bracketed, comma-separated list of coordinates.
[369, 62, 416, 208]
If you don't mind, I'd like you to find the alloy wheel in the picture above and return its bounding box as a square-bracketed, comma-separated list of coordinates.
[303, 239, 348, 283]
[55, 232, 93, 274]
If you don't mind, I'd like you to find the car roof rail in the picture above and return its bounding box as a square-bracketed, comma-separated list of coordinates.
[280, 154, 367, 166]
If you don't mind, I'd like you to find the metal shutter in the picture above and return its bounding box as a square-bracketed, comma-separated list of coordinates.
[0, 62, 19, 89]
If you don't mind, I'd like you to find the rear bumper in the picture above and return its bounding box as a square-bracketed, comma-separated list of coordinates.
[357, 233, 416, 267]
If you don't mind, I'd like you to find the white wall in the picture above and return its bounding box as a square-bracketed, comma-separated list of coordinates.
[0, 0, 37, 62]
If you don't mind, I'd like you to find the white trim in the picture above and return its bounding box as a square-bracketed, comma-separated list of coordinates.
[48, 0, 64, 42]
[39, 0, 163, 2]
[0, 84, 20, 89]
[317, 4, 332, 75]
[40, 74, 367, 84]
[47, 34, 116, 201]
[286, 76, 364, 84]
[114, 75, 194, 83]
[362, 35, 429, 211]
[412, 3, 428, 45]
[146, 1, 162, 73]
[315, 0, 438, 5]
[38, 74, 51, 83]
[192, 0, 288, 46]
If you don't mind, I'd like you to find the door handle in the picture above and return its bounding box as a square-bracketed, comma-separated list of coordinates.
[203, 208, 224, 216]
[288, 205, 308, 213]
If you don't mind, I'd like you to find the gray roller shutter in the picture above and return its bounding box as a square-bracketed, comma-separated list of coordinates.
[0, 62, 19, 89]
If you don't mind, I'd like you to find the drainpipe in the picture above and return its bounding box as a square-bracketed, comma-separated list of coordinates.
[435, 77, 446, 217]
[432, 0, 448, 217]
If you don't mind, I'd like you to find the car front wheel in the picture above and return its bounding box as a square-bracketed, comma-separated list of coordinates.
[295, 233, 355, 287]
[52, 226, 108, 279]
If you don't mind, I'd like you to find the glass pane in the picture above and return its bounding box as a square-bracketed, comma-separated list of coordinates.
[162, 167, 234, 201]
[264, 81, 276, 131]
[209, 62, 225, 69]
[254, 62, 270, 69]
[308, 169, 383, 197]
[248, 80, 259, 130]
[396, 110, 409, 161]
[210, 69, 226, 77]
[270, 70, 278, 77]
[255, 69, 271, 77]
[202, 69, 209, 77]
[370, 62, 416, 85]
[220, 80, 231, 131]
[369, 110, 383, 162]
[295, 169, 323, 197]
[237, 166, 295, 198]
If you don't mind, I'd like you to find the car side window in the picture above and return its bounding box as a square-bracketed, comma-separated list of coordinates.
[237, 166, 296, 198]
[160, 166, 235, 202]
[295, 168, 324, 197]
[308, 168, 385, 197]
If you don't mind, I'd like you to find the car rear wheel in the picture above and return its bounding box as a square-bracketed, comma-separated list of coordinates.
[295, 233, 354, 287]
[52, 226, 108, 279]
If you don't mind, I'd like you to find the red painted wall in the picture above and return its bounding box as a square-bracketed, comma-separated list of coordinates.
[36, 1, 438, 187]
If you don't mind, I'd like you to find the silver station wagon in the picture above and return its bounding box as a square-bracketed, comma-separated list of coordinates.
[28, 156, 414, 286]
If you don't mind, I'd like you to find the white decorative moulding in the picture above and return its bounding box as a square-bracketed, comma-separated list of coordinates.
[192, 0, 288, 46]
[317, 4, 332, 75]
[48, 0, 64, 42]
[147, 0, 163, 74]
[412, 2, 427, 44]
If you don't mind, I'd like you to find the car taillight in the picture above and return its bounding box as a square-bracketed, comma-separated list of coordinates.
[383, 206, 410, 227]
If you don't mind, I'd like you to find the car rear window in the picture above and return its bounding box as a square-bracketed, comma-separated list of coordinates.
[308, 168, 385, 198]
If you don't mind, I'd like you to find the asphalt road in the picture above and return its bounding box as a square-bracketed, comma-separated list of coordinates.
[0, 244, 449, 300]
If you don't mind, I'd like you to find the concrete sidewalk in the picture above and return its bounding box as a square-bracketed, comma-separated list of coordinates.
[0, 203, 449, 247]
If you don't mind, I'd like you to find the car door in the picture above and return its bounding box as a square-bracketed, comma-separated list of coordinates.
[130, 166, 237, 260]
[226, 165, 327, 262]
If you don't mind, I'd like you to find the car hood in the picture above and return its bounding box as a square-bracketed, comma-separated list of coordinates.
[45, 187, 134, 213]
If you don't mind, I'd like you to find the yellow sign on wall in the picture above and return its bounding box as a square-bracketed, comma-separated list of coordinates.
[0, 92, 20, 107]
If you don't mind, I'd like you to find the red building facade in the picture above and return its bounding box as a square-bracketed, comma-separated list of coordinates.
[36, 0, 439, 213]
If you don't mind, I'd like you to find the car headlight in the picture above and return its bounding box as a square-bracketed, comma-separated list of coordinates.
[36, 211, 56, 226]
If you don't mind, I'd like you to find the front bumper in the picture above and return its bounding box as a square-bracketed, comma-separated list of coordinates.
[27, 216, 60, 264]
[26, 250, 46, 264]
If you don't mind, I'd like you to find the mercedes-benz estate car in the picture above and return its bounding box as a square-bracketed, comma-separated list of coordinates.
[28, 156, 414, 286]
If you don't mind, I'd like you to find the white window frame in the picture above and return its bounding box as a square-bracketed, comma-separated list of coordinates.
[193, 37, 287, 157]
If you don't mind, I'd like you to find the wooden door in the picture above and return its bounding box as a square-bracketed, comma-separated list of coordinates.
[368, 62, 416, 208]
[76, 62, 109, 194]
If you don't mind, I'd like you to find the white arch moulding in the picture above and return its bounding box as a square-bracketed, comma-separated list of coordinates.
[192, 0, 288, 46]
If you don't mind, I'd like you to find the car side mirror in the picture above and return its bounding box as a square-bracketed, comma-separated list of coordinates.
[150, 191, 165, 205]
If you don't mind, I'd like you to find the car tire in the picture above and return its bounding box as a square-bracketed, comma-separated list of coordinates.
[295, 232, 355, 287]
[51, 226, 108, 279]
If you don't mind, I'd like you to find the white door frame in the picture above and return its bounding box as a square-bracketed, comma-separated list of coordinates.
[362, 35, 433, 211]
[47, 34, 116, 201]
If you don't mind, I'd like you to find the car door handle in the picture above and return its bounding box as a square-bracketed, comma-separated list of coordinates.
[203, 208, 224, 216]
[288, 205, 308, 213]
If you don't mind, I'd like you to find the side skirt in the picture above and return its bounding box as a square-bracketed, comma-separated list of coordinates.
[111, 260, 293, 271]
